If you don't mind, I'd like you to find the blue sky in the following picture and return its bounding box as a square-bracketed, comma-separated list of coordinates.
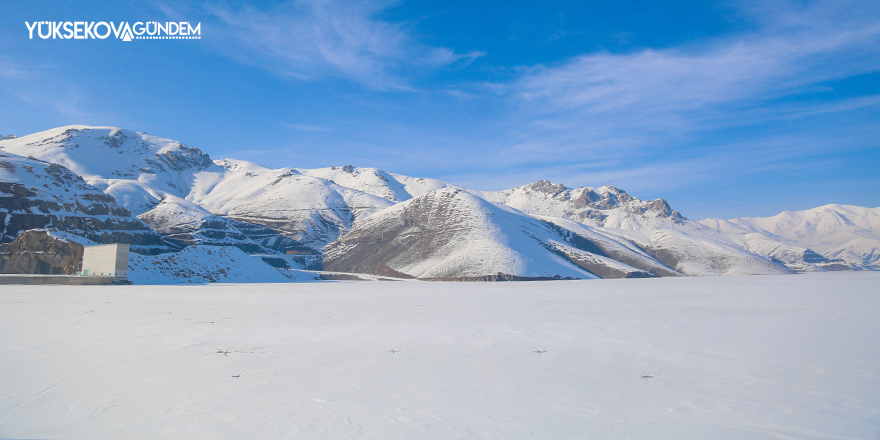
[1, 0, 878, 220]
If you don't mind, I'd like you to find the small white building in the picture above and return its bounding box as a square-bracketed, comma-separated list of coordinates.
[81, 244, 130, 279]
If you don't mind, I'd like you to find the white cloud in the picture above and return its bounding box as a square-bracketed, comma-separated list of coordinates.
[203, 0, 482, 90]
[494, 0, 880, 185]
[0, 57, 103, 123]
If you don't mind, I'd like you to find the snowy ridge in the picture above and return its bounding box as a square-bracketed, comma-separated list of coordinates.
[325, 188, 592, 279]
[0, 128, 454, 252]
[471, 180, 686, 229]
[189, 161, 398, 251]
[0, 127, 405, 251]
[701, 204, 880, 269]
[467, 180, 787, 276]
[297, 165, 455, 202]
[536, 216, 681, 277]
[0, 126, 216, 214]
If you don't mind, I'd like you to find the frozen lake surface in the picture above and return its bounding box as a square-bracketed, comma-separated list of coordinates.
[1, 272, 879, 439]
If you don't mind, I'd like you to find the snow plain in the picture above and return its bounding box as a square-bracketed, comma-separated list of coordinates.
[1, 272, 878, 439]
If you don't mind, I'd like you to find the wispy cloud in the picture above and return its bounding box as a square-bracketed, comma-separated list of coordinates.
[0, 59, 40, 80]
[0, 57, 103, 123]
[504, 0, 880, 168]
[201, 0, 482, 90]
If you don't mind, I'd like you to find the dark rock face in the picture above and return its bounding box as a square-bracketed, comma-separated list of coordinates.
[226, 212, 351, 254]
[0, 152, 169, 254]
[527, 180, 567, 196]
[500, 181, 687, 227]
[156, 145, 215, 173]
[802, 249, 828, 264]
[139, 210, 302, 254]
[640, 198, 684, 221]
[0, 230, 84, 275]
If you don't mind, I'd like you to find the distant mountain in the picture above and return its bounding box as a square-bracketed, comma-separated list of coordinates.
[701, 205, 880, 270]
[472, 180, 685, 229]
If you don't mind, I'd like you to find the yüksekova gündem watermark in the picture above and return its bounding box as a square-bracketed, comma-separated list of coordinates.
[25, 21, 201, 41]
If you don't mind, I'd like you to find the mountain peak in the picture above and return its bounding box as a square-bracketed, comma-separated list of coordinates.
[526, 179, 568, 195]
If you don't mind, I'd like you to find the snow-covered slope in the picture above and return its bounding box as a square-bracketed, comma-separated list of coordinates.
[0, 150, 168, 253]
[0, 125, 216, 214]
[137, 196, 301, 254]
[472, 180, 686, 229]
[468, 180, 787, 276]
[188, 160, 399, 251]
[128, 245, 291, 284]
[701, 205, 880, 269]
[0, 127, 457, 252]
[324, 188, 681, 279]
[297, 165, 455, 202]
[604, 226, 790, 276]
[187, 161, 459, 250]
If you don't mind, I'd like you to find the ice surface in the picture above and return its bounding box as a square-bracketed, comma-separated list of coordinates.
[1, 272, 878, 439]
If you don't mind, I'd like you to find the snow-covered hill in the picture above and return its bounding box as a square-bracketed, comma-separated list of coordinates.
[0, 150, 167, 253]
[188, 160, 399, 251]
[137, 196, 301, 254]
[325, 188, 690, 279]
[469, 180, 788, 276]
[0, 126, 216, 214]
[0, 127, 457, 252]
[701, 205, 880, 269]
[128, 245, 291, 284]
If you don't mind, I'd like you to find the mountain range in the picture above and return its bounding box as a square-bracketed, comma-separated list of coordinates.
[1, 125, 877, 282]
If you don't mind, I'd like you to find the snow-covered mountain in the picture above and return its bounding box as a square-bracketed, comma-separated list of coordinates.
[471, 180, 789, 276]
[0, 126, 216, 214]
[0, 126, 457, 252]
[472, 180, 685, 229]
[701, 205, 880, 269]
[324, 187, 787, 279]
[137, 196, 301, 254]
[0, 149, 167, 253]
[2, 124, 873, 282]
[324, 188, 681, 279]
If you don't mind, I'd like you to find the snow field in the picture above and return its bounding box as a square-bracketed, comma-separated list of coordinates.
[1, 272, 878, 439]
